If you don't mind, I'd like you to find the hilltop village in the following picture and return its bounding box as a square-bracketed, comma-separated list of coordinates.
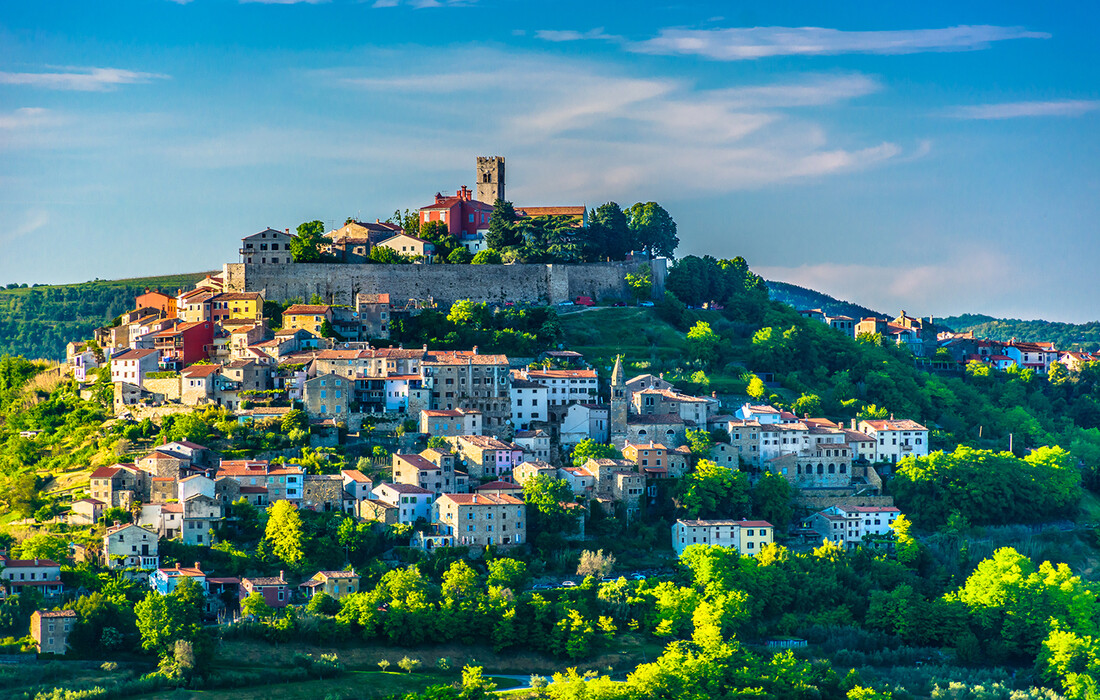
[1, 157, 1096, 700]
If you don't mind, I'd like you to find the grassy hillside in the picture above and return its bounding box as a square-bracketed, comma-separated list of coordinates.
[0, 271, 213, 360]
[765, 279, 881, 320]
[940, 314, 1100, 351]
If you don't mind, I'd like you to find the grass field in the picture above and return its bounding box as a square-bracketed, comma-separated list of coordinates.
[559, 306, 751, 394]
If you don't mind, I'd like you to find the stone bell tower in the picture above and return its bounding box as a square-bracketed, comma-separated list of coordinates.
[476, 156, 505, 205]
[610, 355, 629, 447]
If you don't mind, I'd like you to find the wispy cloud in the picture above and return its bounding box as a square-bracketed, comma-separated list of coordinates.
[949, 99, 1100, 119]
[0, 107, 57, 130]
[756, 249, 1019, 318]
[535, 28, 619, 43]
[372, 0, 473, 8]
[0, 210, 50, 245]
[630, 25, 1050, 60]
[239, 0, 328, 4]
[0, 67, 168, 91]
[319, 53, 907, 199]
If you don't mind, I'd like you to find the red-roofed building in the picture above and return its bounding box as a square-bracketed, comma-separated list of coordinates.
[808, 505, 902, 547]
[432, 493, 526, 547]
[153, 320, 213, 368]
[672, 518, 774, 557]
[241, 572, 289, 608]
[419, 186, 493, 241]
[1, 555, 64, 598]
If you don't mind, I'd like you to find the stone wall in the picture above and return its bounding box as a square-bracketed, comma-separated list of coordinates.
[222, 259, 666, 306]
[795, 494, 896, 511]
[144, 377, 182, 402]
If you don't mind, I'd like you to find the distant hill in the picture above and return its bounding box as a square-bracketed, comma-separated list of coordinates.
[939, 315, 1100, 352]
[0, 272, 214, 361]
[765, 280, 881, 320]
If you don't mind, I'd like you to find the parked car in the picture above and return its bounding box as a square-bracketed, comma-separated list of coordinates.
[557, 300, 575, 307]
[560, 580, 578, 588]
[639, 301, 655, 307]
[574, 296, 594, 307]
[613, 301, 626, 307]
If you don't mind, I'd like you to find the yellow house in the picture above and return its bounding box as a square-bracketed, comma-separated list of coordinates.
[211, 292, 264, 323]
[299, 570, 359, 600]
[376, 233, 434, 261]
[736, 520, 774, 555]
[282, 304, 333, 335]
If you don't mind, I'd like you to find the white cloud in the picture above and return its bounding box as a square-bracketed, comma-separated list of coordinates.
[0, 210, 50, 245]
[0, 107, 56, 130]
[372, 0, 473, 7]
[0, 67, 168, 91]
[321, 53, 907, 201]
[755, 250, 1021, 318]
[535, 28, 619, 43]
[949, 99, 1100, 119]
[631, 25, 1050, 60]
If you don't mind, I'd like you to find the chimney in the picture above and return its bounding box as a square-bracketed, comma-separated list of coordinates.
[890, 413, 895, 420]
[279, 570, 285, 582]
[851, 419, 856, 430]
[113, 520, 121, 527]
[194, 562, 201, 571]
[472, 494, 477, 503]
[472, 346, 479, 355]
[285, 228, 289, 234]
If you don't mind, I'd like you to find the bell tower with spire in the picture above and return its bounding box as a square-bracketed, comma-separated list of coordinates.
[610, 355, 628, 447]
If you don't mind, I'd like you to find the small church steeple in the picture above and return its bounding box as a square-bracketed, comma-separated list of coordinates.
[610, 355, 628, 447]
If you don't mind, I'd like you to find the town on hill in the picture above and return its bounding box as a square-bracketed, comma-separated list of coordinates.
[1, 157, 1100, 699]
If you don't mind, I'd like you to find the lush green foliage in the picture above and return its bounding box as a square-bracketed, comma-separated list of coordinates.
[892, 446, 1082, 529]
[391, 300, 561, 357]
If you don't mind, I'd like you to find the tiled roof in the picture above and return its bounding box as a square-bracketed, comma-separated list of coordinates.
[424, 350, 509, 366]
[37, 610, 77, 618]
[214, 292, 262, 302]
[393, 454, 440, 472]
[457, 435, 515, 450]
[376, 482, 433, 494]
[341, 469, 372, 483]
[1, 556, 61, 567]
[244, 576, 286, 587]
[181, 364, 221, 378]
[476, 480, 523, 491]
[861, 420, 928, 432]
[436, 493, 524, 506]
[284, 304, 331, 315]
[113, 348, 159, 360]
[515, 206, 585, 217]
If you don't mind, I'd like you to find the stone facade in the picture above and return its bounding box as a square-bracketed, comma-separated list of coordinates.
[301, 474, 345, 512]
[222, 259, 666, 308]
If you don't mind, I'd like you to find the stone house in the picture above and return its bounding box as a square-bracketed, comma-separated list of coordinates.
[30, 610, 76, 655]
[300, 570, 359, 600]
[419, 408, 482, 436]
[240, 228, 294, 265]
[68, 498, 105, 526]
[392, 453, 456, 498]
[422, 350, 511, 435]
[89, 464, 145, 509]
[303, 373, 350, 418]
[446, 435, 525, 479]
[359, 499, 398, 525]
[300, 474, 346, 512]
[432, 493, 526, 547]
[103, 523, 159, 570]
[511, 459, 557, 485]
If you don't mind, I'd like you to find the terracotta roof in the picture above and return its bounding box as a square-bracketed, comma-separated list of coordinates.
[284, 304, 331, 315]
[436, 493, 524, 506]
[206, 577, 240, 585]
[515, 206, 585, 217]
[376, 482, 433, 495]
[393, 454, 441, 471]
[861, 420, 928, 432]
[1, 556, 60, 567]
[72, 498, 105, 505]
[424, 350, 509, 366]
[341, 469, 371, 483]
[456, 435, 515, 450]
[244, 576, 286, 587]
[476, 480, 523, 491]
[357, 293, 391, 304]
[158, 565, 205, 577]
[113, 348, 159, 360]
[36, 610, 77, 618]
[89, 466, 123, 479]
[214, 292, 262, 302]
[181, 364, 221, 377]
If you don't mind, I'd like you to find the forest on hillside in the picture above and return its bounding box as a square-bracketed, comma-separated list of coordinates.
[0, 273, 210, 361]
[765, 280, 881, 320]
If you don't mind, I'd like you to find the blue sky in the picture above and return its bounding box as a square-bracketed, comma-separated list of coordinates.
[1, 1, 1098, 322]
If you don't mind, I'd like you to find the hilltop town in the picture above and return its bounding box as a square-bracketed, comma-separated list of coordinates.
[1, 157, 1097, 699]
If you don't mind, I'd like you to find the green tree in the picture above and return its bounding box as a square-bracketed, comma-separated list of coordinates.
[588, 201, 632, 261]
[685, 428, 714, 457]
[523, 474, 577, 537]
[686, 321, 720, 367]
[791, 393, 822, 418]
[241, 591, 273, 619]
[281, 409, 308, 434]
[486, 200, 520, 251]
[626, 202, 678, 259]
[746, 375, 767, 401]
[751, 472, 793, 530]
[426, 436, 449, 449]
[370, 246, 410, 264]
[290, 220, 325, 263]
[16, 533, 69, 563]
[486, 558, 528, 590]
[447, 247, 473, 264]
[571, 438, 621, 468]
[681, 460, 751, 519]
[134, 578, 204, 658]
[625, 265, 652, 302]
[265, 500, 304, 567]
[471, 249, 503, 265]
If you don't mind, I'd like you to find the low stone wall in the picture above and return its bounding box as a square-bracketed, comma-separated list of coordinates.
[795, 494, 896, 510]
[144, 377, 181, 402]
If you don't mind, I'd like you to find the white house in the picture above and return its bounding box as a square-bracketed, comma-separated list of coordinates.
[372, 483, 434, 524]
[671, 519, 774, 557]
[857, 419, 929, 465]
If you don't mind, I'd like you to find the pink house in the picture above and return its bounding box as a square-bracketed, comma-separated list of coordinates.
[241, 572, 289, 608]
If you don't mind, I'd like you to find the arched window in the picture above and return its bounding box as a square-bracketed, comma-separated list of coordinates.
[828, 464, 835, 474]
[796, 464, 802, 474]
[839, 464, 847, 473]
[817, 464, 824, 474]
[638, 429, 648, 439]
[665, 429, 675, 442]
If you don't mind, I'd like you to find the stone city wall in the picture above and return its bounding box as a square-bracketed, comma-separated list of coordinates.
[222, 259, 665, 306]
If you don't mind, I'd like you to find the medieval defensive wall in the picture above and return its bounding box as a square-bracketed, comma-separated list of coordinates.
[222, 259, 666, 306]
